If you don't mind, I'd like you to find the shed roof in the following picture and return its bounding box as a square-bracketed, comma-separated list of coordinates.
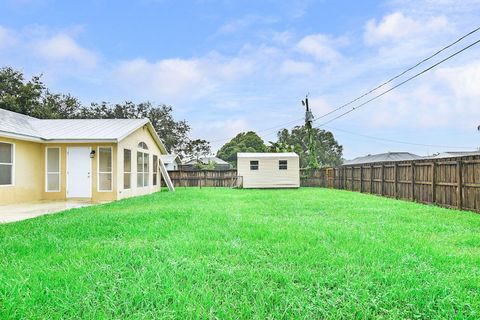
[237, 152, 299, 158]
[344, 152, 422, 165]
[0, 108, 167, 153]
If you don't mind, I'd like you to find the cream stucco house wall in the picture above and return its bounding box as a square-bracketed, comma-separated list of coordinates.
[0, 108, 168, 205]
[237, 152, 300, 188]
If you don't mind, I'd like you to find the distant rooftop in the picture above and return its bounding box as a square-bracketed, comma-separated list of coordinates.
[425, 151, 480, 159]
[344, 152, 422, 165]
[184, 156, 229, 165]
[159, 154, 181, 164]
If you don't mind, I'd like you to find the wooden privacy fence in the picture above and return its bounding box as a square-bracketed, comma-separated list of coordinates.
[162, 170, 242, 188]
[327, 155, 480, 213]
[163, 156, 480, 213]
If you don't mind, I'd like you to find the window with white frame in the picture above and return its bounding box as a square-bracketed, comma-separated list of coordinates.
[98, 147, 112, 191]
[153, 155, 158, 186]
[0, 142, 14, 186]
[279, 160, 288, 170]
[46, 147, 60, 191]
[137, 143, 149, 188]
[250, 160, 259, 170]
[138, 142, 148, 150]
[124, 149, 131, 189]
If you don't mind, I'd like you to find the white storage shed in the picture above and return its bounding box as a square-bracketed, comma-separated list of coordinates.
[237, 152, 300, 189]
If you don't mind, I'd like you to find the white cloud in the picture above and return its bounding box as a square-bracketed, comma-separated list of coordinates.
[115, 58, 209, 101]
[280, 59, 315, 75]
[114, 54, 256, 103]
[436, 60, 480, 98]
[308, 96, 332, 115]
[364, 12, 450, 45]
[0, 26, 17, 49]
[192, 118, 251, 151]
[218, 15, 278, 34]
[296, 34, 345, 63]
[33, 33, 98, 69]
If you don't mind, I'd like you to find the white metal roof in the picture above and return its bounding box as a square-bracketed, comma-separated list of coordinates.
[0, 108, 41, 140]
[0, 108, 167, 153]
[31, 118, 148, 140]
[237, 152, 299, 158]
[425, 151, 480, 159]
[344, 152, 422, 165]
[159, 154, 181, 164]
[184, 156, 230, 165]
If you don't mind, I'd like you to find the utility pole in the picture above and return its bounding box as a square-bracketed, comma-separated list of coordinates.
[302, 95, 320, 169]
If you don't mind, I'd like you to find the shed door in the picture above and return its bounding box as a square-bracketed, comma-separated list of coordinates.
[67, 147, 91, 198]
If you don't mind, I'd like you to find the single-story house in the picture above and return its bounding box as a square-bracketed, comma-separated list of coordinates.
[343, 152, 422, 165]
[0, 108, 168, 205]
[160, 154, 182, 171]
[237, 152, 300, 188]
[180, 156, 232, 171]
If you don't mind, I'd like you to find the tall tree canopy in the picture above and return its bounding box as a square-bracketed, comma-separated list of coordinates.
[0, 66, 202, 157]
[217, 131, 267, 167]
[277, 126, 343, 168]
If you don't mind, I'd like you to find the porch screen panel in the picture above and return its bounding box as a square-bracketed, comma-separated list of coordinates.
[137, 151, 144, 187]
[143, 153, 149, 187]
[153, 155, 158, 186]
[124, 149, 131, 189]
[46, 147, 60, 191]
[98, 147, 112, 191]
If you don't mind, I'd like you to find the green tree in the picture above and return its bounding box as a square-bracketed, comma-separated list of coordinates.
[277, 126, 343, 168]
[268, 141, 295, 153]
[184, 139, 211, 164]
[217, 131, 267, 167]
[78, 101, 191, 155]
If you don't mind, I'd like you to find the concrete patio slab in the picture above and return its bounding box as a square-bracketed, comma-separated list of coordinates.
[0, 200, 96, 224]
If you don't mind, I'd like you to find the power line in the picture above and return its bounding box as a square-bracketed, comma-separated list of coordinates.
[313, 26, 480, 123]
[324, 125, 474, 149]
[314, 38, 480, 128]
[210, 27, 480, 146]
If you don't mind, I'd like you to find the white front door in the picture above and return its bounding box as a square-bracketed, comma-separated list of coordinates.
[67, 147, 91, 198]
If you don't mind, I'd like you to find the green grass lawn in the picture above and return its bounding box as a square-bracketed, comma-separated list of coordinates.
[1, 188, 480, 319]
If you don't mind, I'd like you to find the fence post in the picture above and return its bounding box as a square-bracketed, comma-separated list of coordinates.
[411, 161, 415, 201]
[431, 162, 436, 204]
[394, 163, 398, 199]
[370, 165, 373, 194]
[360, 166, 363, 193]
[351, 167, 354, 191]
[380, 164, 384, 196]
[343, 167, 347, 189]
[457, 160, 463, 210]
[332, 168, 336, 189]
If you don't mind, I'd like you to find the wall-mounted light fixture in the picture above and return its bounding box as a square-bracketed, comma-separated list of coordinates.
[90, 150, 96, 158]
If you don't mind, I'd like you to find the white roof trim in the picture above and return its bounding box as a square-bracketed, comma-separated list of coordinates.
[238, 152, 299, 158]
[0, 130, 44, 142]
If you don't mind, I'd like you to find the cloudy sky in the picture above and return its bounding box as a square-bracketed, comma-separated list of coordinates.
[0, 0, 479, 159]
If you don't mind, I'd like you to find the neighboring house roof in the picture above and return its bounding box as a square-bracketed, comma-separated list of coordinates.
[344, 152, 422, 165]
[160, 154, 181, 164]
[426, 151, 480, 159]
[0, 108, 167, 153]
[237, 152, 299, 158]
[184, 156, 230, 165]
